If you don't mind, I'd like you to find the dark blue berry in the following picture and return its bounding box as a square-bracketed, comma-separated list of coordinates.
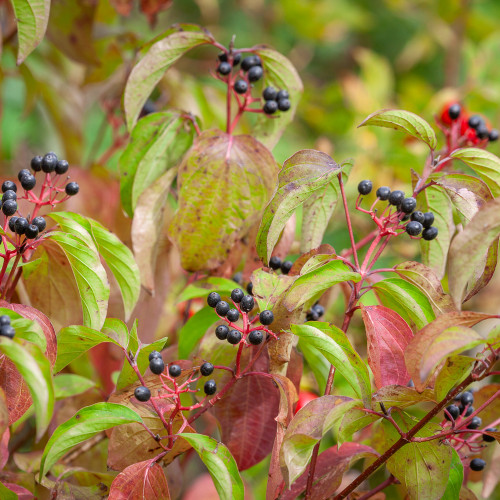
[444, 405, 460, 421]
[231, 288, 244, 303]
[2, 200, 17, 216]
[168, 364, 182, 378]
[2, 190, 16, 202]
[227, 329, 242, 344]
[376, 186, 391, 200]
[277, 90, 289, 100]
[207, 292, 221, 308]
[248, 330, 263, 345]
[422, 212, 434, 228]
[215, 301, 230, 316]
[42, 152, 58, 173]
[204, 379, 217, 395]
[388, 190, 405, 206]
[25, 224, 39, 239]
[357, 180, 372, 195]
[470, 458, 485, 471]
[55, 160, 69, 175]
[240, 295, 254, 313]
[149, 357, 165, 375]
[200, 362, 214, 376]
[263, 87, 278, 100]
[259, 310, 274, 325]
[134, 386, 151, 402]
[217, 62, 232, 75]
[215, 324, 229, 340]
[31, 156, 43, 172]
[148, 350, 162, 362]
[2, 181, 16, 193]
[278, 99, 291, 112]
[281, 261, 293, 274]
[234, 80, 248, 94]
[269, 256, 281, 270]
[406, 221, 423, 236]
[400, 197, 417, 213]
[422, 227, 438, 241]
[20, 174, 36, 191]
[31, 216, 46, 232]
[226, 309, 239, 323]
[264, 100, 278, 114]
[448, 104, 461, 120]
[248, 65, 263, 82]
[411, 211, 425, 224]
[65, 182, 79, 196]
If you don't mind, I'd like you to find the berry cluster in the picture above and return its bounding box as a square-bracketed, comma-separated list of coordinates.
[0, 315, 15, 339]
[269, 255, 293, 274]
[357, 181, 438, 241]
[306, 302, 324, 321]
[207, 289, 277, 346]
[262, 87, 291, 115]
[440, 103, 498, 146]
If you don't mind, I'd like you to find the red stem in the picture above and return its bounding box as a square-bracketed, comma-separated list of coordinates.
[338, 173, 360, 270]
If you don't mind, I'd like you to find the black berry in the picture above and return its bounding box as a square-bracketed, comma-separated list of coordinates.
[406, 221, 423, 236]
[281, 261, 293, 274]
[278, 99, 291, 112]
[217, 62, 232, 75]
[489, 129, 499, 142]
[470, 458, 486, 471]
[277, 90, 289, 100]
[358, 180, 373, 195]
[55, 160, 69, 175]
[232, 272, 242, 284]
[312, 304, 324, 317]
[17, 169, 30, 181]
[448, 104, 461, 120]
[2, 200, 17, 216]
[232, 53, 241, 66]
[218, 52, 228, 62]
[42, 152, 58, 173]
[227, 329, 242, 344]
[259, 310, 274, 325]
[204, 379, 217, 395]
[231, 288, 244, 303]
[0, 325, 14, 338]
[31, 156, 43, 172]
[0, 316, 10, 326]
[25, 224, 39, 239]
[168, 364, 182, 378]
[65, 182, 79, 196]
[2, 190, 16, 202]
[14, 217, 28, 235]
[462, 405, 474, 417]
[148, 350, 162, 362]
[8, 217, 18, 232]
[460, 391, 474, 407]
[248, 65, 263, 82]
[20, 174, 36, 191]
[2, 181, 17, 193]
[468, 115, 483, 129]
[306, 310, 319, 321]
[388, 190, 405, 206]
[248, 330, 264, 345]
[263, 87, 278, 100]
[467, 416, 482, 429]
[149, 357, 165, 375]
[421, 227, 438, 241]
[207, 292, 221, 308]
[215, 324, 229, 340]
[422, 212, 434, 228]
[241, 55, 260, 71]
[400, 197, 417, 213]
[263, 100, 278, 115]
[410, 211, 425, 224]
[476, 125, 489, 140]
[215, 301, 230, 316]
[234, 80, 248, 94]
[226, 308, 240, 323]
[483, 428, 497, 443]
[444, 405, 460, 421]
[31, 216, 46, 232]
[200, 362, 214, 376]
[134, 386, 151, 402]
[240, 295, 254, 313]
[246, 282, 253, 295]
[376, 186, 391, 200]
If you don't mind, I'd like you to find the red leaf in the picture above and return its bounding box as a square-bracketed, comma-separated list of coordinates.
[361, 305, 413, 389]
[108, 459, 170, 499]
[0, 429, 9, 469]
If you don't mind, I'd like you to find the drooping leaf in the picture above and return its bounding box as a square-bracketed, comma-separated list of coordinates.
[297, 340, 330, 394]
[0, 338, 53, 441]
[39, 403, 143, 479]
[178, 307, 217, 359]
[448, 198, 500, 307]
[361, 305, 413, 389]
[256, 150, 341, 264]
[433, 355, 475, 401]
[124, 24, 215, 130]
[358, 109, 437, 149]
[442, 448, 464, 500]
[252, 47, 303, 148]
[169, 130, 279, 271]
[291, 323, 371, 406]
[54, 374, 96, 400]
[120, 112, 193, 217]
[178, 433, 244, 500]
[108, 458, 170, 500]
[10, 0, 51, 64]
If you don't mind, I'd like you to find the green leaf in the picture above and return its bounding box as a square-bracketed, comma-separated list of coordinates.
[0, 482, 17, 500]
[0, 338, 53, 441]
[10, 0, 51, 64]
[0, 307, 46, 352]
[177, 277, 239, 303]
[358, 109, 437, 149]
[120, 112, 193, 217]
[101, 317, 130, 348]
[434, 355, 475, 404]
[124, 25, 215, 130]
[297, 340, 330, 394]
[40, 403, 143, 480]
[169, 130, 279, 271]
[178, 307, 217, 359]
[252, 47, 303, 149]
[178, 433, 244, 500]
[250, 268, 295, 313]
[54, 374, 96, 400]
[448, 198, 500, 307]
[48, 231, 110, 331]
[450, 148, 500, 197]
[283, 260, 360, 311]
[442, 449, 464, 500]
[256, 150, 341, 264]
[372, 277, 435, 329]
[291, 323, 371, 406]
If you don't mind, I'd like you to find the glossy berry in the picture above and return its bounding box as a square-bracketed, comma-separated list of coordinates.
[232, 53, 241, 66]
[448, 104, 461, 120]
[15, 217, 28, 235]
[376, 186, 391, 200]
[240, 295, 254, 313]
[31, 216, 46, 232]
[476, 125, 489, 140]
[264, 100, 278, 115]
[358, 180, 372, 195]
[246, 282, 253, 295]
[241, 55, 260, 71]
[200, 362, 214, 376]
[18, 170, 30, 183]
[55, 160, 69, 175]
[232, 272, 242, 284]
[168, 364, 182, 378]
[204, 379, 217, 395]
[422, 227, 438, 241]
[460, 391, 474, 407]
[227, 329, 242, 344]
[207, 292, 221, 308]
[215, 324, 229, 340]
[218, 52, 228, 62]
[388, 190, 405, 206]
[312, 304, 324, 317]
[0, 315, 10, 326]
[42, 152, 58, 173]
[410, 211, 425, 224]
[489, 129, 499, 142]
[278, 99, 291, 112]
[248, 330, 263, 345]
[277, 89, 289, 100]
[217, 62, 232, 75]
[2, 181, 17, 193]
[231, 288, 244, 303]
[2, 200, 17, 216]
[148, 350, 162, 362]
[470, 458, 486, 471]
[483, 428, 497, 442]
[467, 416, 482, 429]
[2, 190, 16, 202]
[25, 224, 39, 239]
[259, 310, 274, 325]
[134, 386, 151, 402]
[215, 300, 230, 316]
[306, 310, 319, 321]
[149, 357, 165, 375]
[463, 405, 474, 417]
[226, 308, 240, 323]
[31, 156, 43, 172]
[234, 80, 248, 94]
[8, 217, 18, 232]
[400, 197, 417, 213]
[406, 221, 423, 236]
[269, 256, 282, 270]
[248, 65, 263, 82]
[422, 212, 434, 228]
[281, 260, 293, 275]
[65, 182, 79, 196]
[20, 174, 36, 191]
[263, 87, 278, 101]
[0, 325, 15, 338]
[444, 405, 460, 421]
[468, 115, 483, 129]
